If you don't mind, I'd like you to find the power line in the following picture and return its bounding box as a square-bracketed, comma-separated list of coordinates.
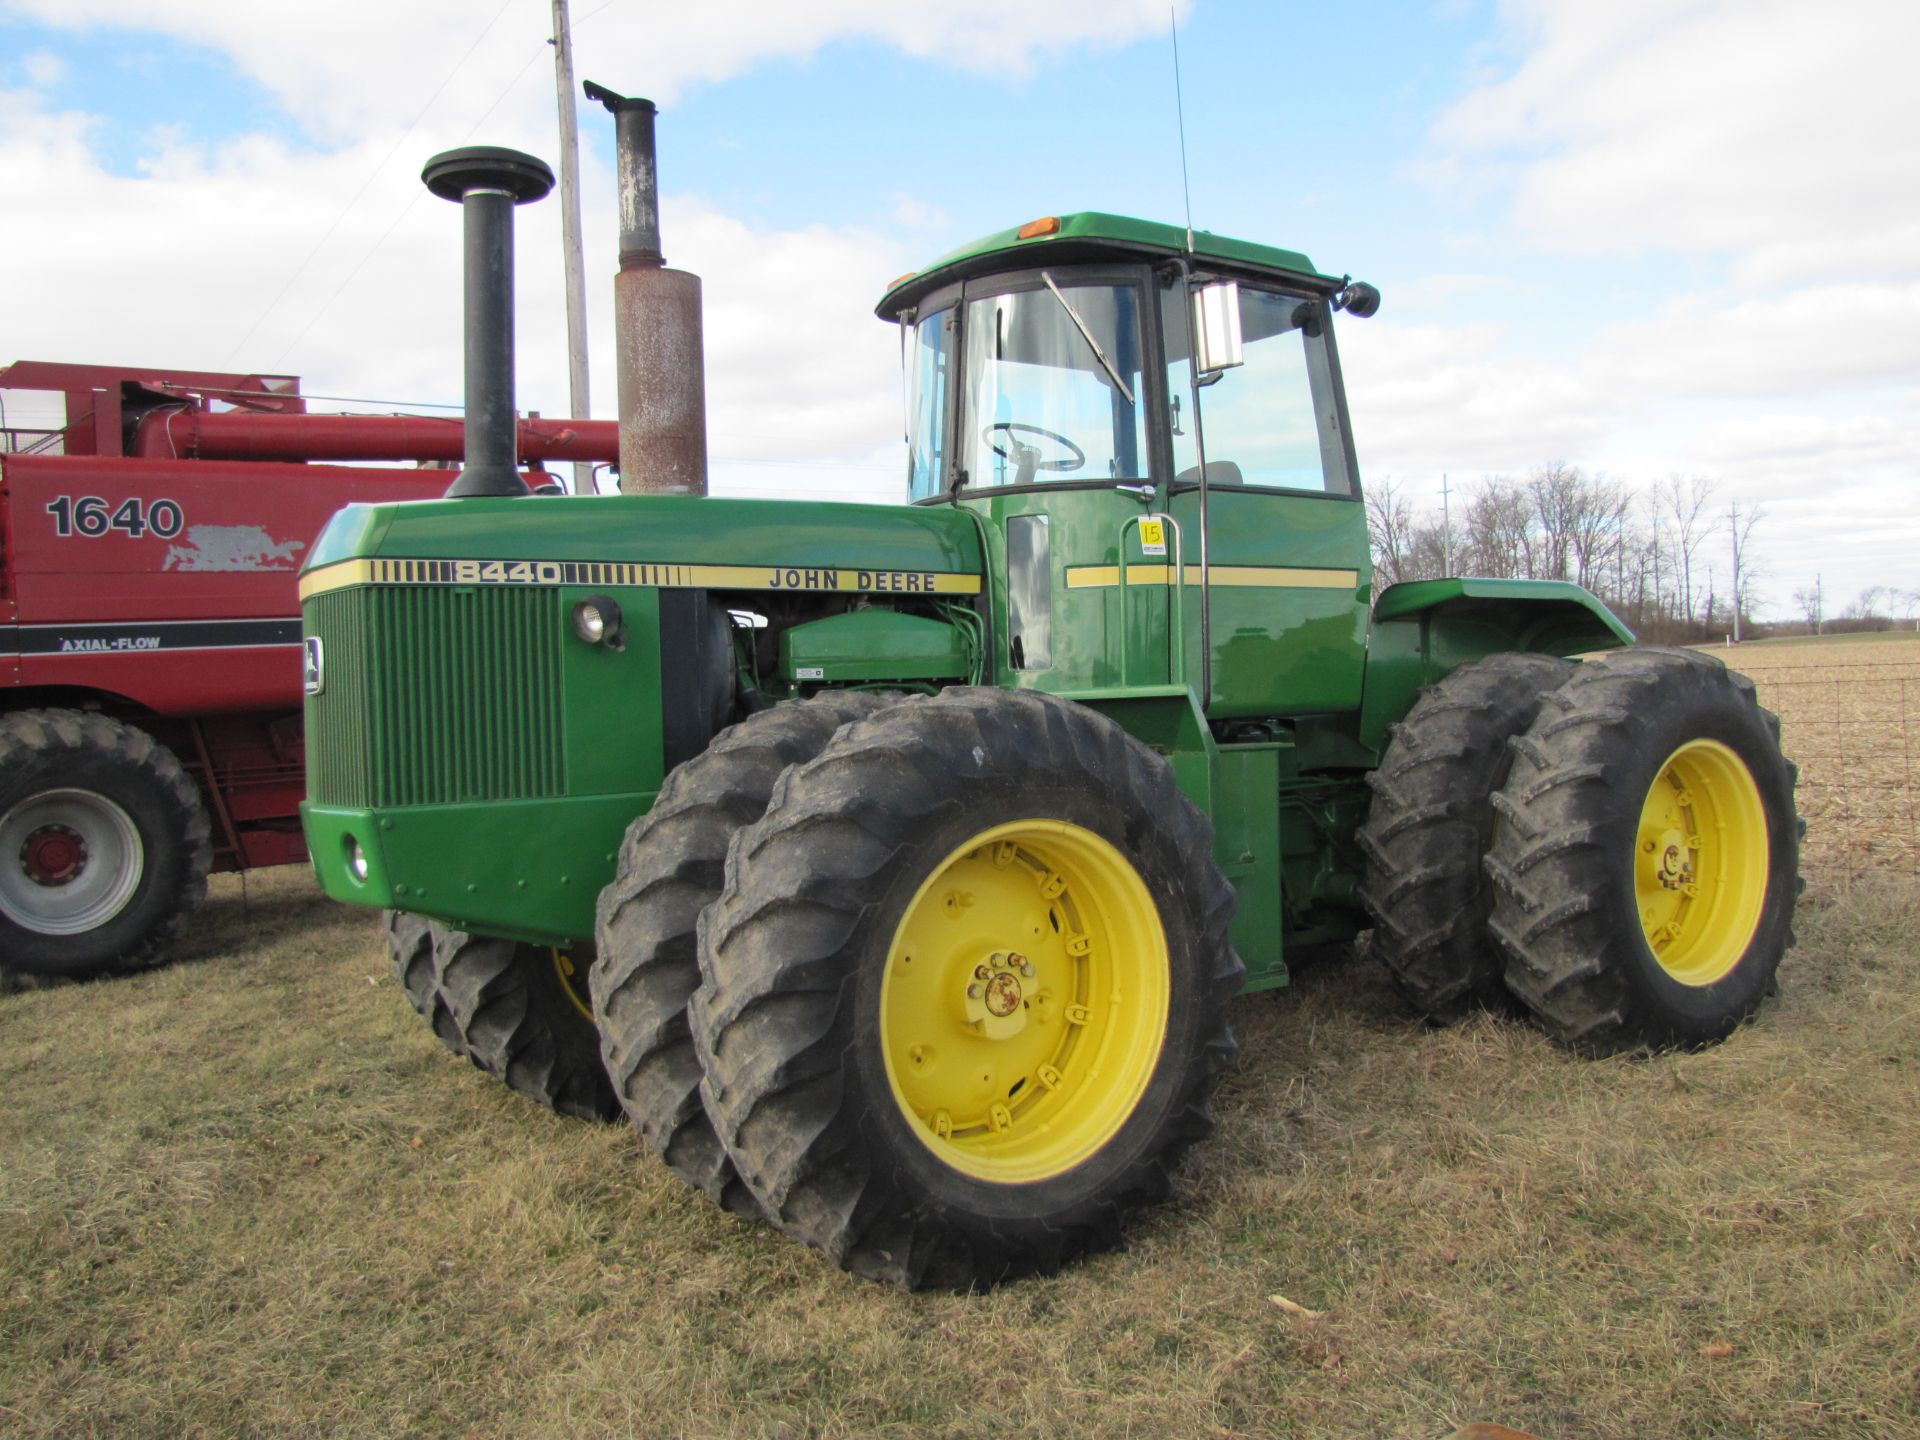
[228, 0, 521, 366]
[273, 21, 553, 370]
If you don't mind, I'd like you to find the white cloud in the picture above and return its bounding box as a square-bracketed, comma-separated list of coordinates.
[20, 49, 63, 87]
[2, 0, 1191, 140]
[1339, 318, 1611, 476]
[0, 0, 1194, 499]
[1428, 0, 1920, 282]
[1379, 0, 1920, 606]
[0, 80, 916, 495]
[1585, 282, 1920, 399]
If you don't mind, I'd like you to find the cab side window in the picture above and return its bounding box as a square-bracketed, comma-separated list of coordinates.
[1166, 284, 1353, 496]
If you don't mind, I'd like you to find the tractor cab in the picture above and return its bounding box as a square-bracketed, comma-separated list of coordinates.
[880, 213, 1377, 719]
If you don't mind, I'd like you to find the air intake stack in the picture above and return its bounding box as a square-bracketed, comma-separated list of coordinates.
[585, 82, 708, 496]
[421, 146, 555, 498]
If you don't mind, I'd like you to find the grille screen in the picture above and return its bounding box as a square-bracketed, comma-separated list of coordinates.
[305, 586, 565, 807]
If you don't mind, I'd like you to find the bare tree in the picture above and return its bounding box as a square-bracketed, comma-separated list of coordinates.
[1365, 474, 1415, 587]
[1661, 473, 1718, 626]
[1727, 500, 1764, 643]
[1564, 471, 1633, 593]
[1791, 584, 1823, 634]
[1525, 463, 1582, 581]
[1461, 478, 1532, 579]
[1841, 585, 1891, 628]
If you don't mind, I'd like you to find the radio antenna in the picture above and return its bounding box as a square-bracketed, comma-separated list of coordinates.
[1171, 7, 1195, 252]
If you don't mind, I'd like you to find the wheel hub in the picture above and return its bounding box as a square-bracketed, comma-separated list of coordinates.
[22, 824, 88, 886]
[962, 949, 1033, 1039]
[1652, 827, 1694, 892]
[0, 787, 146, 936]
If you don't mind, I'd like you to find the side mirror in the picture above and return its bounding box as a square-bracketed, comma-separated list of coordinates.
[1335, 280, 1381, 319]
[1192, 281, 1244, 374]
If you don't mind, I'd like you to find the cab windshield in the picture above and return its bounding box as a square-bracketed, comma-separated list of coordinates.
[907, 279, 1147, 501]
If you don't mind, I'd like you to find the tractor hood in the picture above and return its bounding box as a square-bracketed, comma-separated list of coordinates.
[300, 494, 984, 600]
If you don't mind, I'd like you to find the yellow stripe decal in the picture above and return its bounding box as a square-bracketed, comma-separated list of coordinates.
[299, 557, 982, 602]
[1063, 564, 1358, 591]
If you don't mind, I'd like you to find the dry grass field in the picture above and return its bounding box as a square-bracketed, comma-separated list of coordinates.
[4, 860, 1916, 1440]
[1720, 631, 1920, 881]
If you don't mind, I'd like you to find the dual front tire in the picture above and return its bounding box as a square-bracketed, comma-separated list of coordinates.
[595, 689, 1242, 1289]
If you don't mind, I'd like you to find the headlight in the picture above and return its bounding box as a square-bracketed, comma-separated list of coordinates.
[571, 595, 624, 648]
[345, 836, 370, 883]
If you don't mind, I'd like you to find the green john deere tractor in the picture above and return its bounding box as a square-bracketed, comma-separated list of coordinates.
[300, 199, 1799, 1289]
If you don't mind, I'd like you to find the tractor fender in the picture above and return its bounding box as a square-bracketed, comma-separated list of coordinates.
[1358, 579, 1634, 751]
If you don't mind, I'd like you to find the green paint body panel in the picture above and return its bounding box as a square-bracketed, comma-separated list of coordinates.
[779, 609, 970, 685]
[1210, 746, 1288, 991]
[963, 487, 1370, 715]
[304, 794, 653, 948]
[312, 493, 983, 572]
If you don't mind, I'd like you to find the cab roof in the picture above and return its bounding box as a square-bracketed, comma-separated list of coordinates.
[876, 211, 1340, 319]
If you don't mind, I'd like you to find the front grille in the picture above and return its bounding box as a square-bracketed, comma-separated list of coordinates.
[305, 586, 565, 807]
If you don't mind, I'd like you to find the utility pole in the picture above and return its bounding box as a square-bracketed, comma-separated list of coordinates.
[550, 0, 592, 493]
[1440, 472, 1453, 576]
[1815, 572, 1823, 635]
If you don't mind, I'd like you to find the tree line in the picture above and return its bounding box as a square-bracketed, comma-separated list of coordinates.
[1364, 466, 1798, 643]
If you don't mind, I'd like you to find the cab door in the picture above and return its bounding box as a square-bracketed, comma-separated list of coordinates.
[1163, 280, 1371, 717]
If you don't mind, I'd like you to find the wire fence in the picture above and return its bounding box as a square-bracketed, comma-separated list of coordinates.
[1732, 650, 1920, 888]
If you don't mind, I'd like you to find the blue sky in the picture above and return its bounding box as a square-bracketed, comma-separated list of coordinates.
[4, 0, 1917, 616]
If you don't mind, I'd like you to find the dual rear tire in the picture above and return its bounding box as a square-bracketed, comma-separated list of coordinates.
[1360, 648, 1800, 1055]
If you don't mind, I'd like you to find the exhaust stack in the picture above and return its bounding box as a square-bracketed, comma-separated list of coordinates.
[585, 82, 708, 497]
[421, 146, 555, 498]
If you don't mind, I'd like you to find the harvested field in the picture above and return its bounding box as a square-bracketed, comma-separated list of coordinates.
[1715, 632, 1920, 882]
[3, 866, 1917, 1439]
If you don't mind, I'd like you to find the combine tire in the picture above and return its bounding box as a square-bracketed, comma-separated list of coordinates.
[384, 910, 465, 1057]
[434, 929, 620, 1121]
[592, 692, 889, 1215]
[1487, 648, 1800, 1054]
[692, 689, 1242, 1290]
[0, 709, 211, 981]
[1357, 653, 1572, 1021]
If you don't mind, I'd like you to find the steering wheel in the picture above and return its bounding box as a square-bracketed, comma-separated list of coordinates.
[984, 422, 1086, 486]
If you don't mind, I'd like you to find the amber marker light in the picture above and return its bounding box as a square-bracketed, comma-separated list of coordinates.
[1017, 216, 1061, 239]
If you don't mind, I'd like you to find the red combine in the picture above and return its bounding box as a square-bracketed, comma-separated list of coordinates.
[0, 359, 616, 982]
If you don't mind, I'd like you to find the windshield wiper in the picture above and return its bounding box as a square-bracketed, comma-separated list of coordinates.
[1040, 272, 1135, 406]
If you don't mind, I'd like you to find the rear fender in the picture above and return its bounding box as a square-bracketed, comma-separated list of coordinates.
[1358, 579, 1633, 750]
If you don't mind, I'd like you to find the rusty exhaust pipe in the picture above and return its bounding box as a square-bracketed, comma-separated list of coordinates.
[584, 82, 708, 496]
[421, 146, 554, 498]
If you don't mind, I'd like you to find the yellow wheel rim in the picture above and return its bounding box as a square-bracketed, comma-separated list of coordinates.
[1634, 739, 1769, 986]
[552, 947, 594, 1021]
[879, 819, 1171, 1184]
